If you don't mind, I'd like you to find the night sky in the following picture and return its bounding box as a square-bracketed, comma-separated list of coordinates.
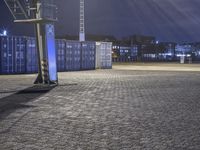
[0, 0, 200, 42]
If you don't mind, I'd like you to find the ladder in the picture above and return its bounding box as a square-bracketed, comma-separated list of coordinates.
[4, 0, 57, 23]
[4, 0, 30, 20]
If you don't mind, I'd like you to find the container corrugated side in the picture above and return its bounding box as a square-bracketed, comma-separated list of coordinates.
[81, 41, 96, 70]
[0, 36, 15, 74]
[26, 37, 38, 73]
[14, 36, 27, 73]
[95, 42, 112, 69]
[56, 39, 66, 72]
[66, 40, 81, 71]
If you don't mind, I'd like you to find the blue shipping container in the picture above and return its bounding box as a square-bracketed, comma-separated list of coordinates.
[81, 41, 96, 70]
[26, 37, 38, 73]
[66, 40, 81, 71]
[14, 36, 26, 73]
[56, 39, 66, 72]
[0, 36, 15, 74]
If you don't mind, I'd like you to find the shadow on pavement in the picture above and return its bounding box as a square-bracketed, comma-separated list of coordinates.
[0, 85, 56, 120]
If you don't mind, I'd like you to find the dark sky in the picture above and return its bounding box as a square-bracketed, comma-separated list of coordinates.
[1, 0, 200, 42]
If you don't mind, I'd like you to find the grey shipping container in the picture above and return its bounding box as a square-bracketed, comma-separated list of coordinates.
[66, 40, 81, 71]
[0, 36, 15, 74]
[81, 41, 96, 70]
[96, 42, 112, 69]
[26, 37, 38, 73]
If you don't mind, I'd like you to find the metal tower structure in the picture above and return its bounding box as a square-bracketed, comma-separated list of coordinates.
[79, 0, 85, 41]
[4, 0, 58, 84]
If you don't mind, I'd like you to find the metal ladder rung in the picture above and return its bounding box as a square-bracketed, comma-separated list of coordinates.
[29, 8, 37, 10]
[4, 0, 29, 19]
[9, 6, 21, 9]
[14, 13, 25, 15]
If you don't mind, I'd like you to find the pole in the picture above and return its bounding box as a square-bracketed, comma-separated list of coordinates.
[79, 0, 85, 42]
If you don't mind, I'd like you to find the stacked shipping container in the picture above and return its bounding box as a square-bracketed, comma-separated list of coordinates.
[0, 36, 101, 74]
[1, 36, 109, 74]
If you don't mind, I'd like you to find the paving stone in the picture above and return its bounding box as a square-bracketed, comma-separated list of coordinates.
[0, 70, 200, 150]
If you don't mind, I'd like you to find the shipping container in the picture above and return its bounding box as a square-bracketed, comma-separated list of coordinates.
[81, 41, 96, 70]
[56, 39, 66, 72]
[26, 37, 38, 73]
[14, 36, 27, 73]
[66, 40, 81, 71]
[0, 36, 28, 74]
[0, 36, 15, 74]
[1, 36, 97, 74]
[96, 42, 112, 69]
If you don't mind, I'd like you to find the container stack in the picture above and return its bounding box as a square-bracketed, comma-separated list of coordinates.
[96, 42, 112, 69]
[0, 35, 113, 74]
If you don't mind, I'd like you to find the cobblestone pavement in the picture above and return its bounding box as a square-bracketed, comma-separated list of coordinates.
[0, 69, 200, 150]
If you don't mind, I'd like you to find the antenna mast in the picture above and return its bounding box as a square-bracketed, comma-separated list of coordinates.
[79, 0, 85, 41]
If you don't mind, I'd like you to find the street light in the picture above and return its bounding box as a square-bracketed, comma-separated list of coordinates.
[3, 30, 7, 36]
[156, 40, 159, 44]
[0, 30, 7, 36]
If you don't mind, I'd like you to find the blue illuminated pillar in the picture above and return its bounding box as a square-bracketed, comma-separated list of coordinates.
[34, 0, 58, 84]
[34, 23, 58, 84]
[45, 24, 57, 82]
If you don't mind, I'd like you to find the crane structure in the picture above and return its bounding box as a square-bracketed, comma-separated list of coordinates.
[4, 0, 58, 84]
[79, 0, 85, 41]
